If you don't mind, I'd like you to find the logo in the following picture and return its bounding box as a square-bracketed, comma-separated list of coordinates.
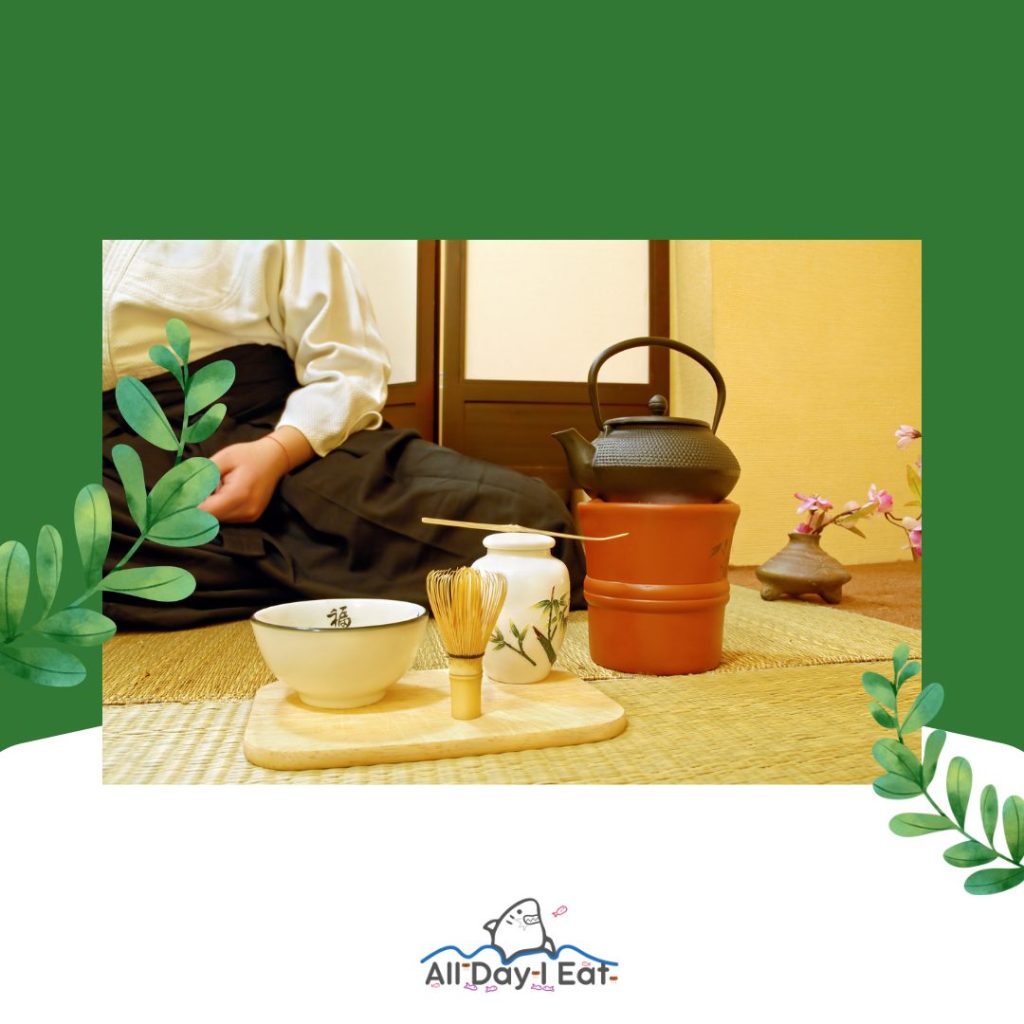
[421, 897, 619, 993]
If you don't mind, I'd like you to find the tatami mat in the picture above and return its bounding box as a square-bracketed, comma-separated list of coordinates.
[103, 585, 921, 705]
[102, 659, 920, 784]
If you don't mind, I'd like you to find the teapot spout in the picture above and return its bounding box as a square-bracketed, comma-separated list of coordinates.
[552, 428, 597, 492]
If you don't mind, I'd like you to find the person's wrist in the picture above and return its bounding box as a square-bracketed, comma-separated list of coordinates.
[269, 426, 315, 470]
[259, 434, 292, 476]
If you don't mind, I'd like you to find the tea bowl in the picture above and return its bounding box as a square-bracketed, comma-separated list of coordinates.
[250, 598, 428, 709]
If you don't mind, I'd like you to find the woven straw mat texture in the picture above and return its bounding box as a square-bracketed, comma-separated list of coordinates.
[103, 584, 921, 705]
[102, 659, 921, 784]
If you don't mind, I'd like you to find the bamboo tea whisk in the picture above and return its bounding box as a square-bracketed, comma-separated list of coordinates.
[426, 567, 508, 720]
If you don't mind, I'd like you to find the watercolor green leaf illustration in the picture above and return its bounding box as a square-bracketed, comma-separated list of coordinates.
[866, 644, 1024, 895]
[115, 377, 180, 451]
[0, 319, 234, 689]
[187, 403, 227, 444]
[36, 525, 62, 617]
[0, 541, 32, 640]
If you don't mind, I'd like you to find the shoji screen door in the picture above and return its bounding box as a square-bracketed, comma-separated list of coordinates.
[337, 239, 438, 442]
[440, 240, 670, 497]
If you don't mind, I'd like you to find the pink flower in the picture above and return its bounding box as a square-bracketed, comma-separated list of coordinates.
[867, 484, 893, 513]
[909, 527, 922, 557]
[794, 492, 833, 514]
[794, 522, 814, 534]
[895, 425, 921, 449]
[901, 515, 922, 556]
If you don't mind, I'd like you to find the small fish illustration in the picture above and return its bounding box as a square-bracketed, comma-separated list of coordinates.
[552, 905, 568, 917]
[583, 960, 592, 967]
[542, 985, 554, 992]
[430, 982, 440, 988]
[531, 984, 544, 991]
[464, 983, 477, 991]
[485, 986, 497, 993]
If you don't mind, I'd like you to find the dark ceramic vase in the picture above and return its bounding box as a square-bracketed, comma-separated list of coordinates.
[756, 532, 852, 605]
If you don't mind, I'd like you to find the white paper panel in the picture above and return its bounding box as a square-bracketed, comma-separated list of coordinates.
[465, 240, 650, 382]
[335, 240, 419, 384]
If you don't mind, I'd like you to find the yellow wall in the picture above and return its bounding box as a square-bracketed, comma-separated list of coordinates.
[671, 240, 921, 566]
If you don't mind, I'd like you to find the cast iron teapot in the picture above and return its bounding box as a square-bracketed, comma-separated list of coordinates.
[552, 337, 740, 504]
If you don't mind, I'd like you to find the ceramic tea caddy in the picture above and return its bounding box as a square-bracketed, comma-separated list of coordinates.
[472, 533, 570, 683]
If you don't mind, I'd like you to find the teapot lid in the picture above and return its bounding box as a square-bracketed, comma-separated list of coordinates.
[603, 414, 709, 428]
[602, 395, 709, 430]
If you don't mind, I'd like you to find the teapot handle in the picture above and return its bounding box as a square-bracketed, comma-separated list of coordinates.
[588, 336, 727, 434]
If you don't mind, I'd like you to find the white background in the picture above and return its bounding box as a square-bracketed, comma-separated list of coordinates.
[2, 726, 1020, 1022]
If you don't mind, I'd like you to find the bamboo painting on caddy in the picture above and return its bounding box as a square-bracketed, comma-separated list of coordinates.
[490, 588, 569, 667]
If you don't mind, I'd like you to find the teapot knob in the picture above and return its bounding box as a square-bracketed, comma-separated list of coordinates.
[648, 394, 669, 417]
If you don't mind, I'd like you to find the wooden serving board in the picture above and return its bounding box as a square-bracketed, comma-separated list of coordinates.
[243, 669, 627, 771]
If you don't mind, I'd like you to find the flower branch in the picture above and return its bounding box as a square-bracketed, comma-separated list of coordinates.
[790, 424, 922, 558]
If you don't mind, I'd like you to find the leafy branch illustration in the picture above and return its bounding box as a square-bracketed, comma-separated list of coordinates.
[866, 644, 1024, 895]
[0, 319, 234, 689]
[490, 622, 537, 666]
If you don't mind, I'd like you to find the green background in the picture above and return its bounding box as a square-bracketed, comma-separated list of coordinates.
[0, 8, 1019, 752]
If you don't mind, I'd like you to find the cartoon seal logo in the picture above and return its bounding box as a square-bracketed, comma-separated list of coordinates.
[483, 897, 556, 959]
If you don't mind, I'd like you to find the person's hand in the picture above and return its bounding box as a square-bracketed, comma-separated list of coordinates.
[199, 429, 314, 524]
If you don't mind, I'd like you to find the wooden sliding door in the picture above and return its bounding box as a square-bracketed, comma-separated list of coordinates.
[340, 239, 439, 442]
[439, 240, 670, 497]
[381, 240, 438, 441]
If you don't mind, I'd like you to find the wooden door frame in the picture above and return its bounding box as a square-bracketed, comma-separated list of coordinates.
[440, 240, 670, 452]
[382, 240, 439, 441]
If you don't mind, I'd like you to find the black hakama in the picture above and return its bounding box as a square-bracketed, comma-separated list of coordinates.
[102, 345, 585, 628]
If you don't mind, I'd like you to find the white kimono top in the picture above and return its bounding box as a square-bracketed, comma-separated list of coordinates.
[102, 240, 391, 456]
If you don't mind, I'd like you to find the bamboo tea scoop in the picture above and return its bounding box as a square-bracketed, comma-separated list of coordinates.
[425, 566, 508, 721]
[421, 516, 627, 542]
